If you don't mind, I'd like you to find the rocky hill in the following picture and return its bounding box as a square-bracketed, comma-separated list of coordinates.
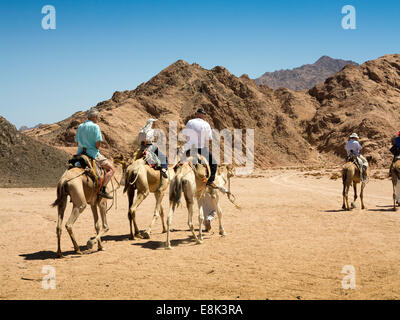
[255, 56, 359, 90]
[0, 116, 70, 187]
[24, 54, 400, 171]
[307, 54, 400, 166]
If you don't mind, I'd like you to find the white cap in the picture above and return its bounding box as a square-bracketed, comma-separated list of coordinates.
[349, 133, 359, 139]
[87, 108, 99, 118]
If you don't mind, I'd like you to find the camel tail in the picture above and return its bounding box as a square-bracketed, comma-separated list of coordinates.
[170, 172, 183, 205]
[123, 167, 137, 194]
[51, 181, 69, 208]
[342, 167, 347, 186]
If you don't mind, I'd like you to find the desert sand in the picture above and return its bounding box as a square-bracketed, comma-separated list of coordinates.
[1, 168, 400, 300]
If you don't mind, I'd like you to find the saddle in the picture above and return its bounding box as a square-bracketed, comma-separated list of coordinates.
[346, 154, 362, 170]
[134, 145, 161, 169]
[185, 153, 211, 183]
[68, 154, 105, 192]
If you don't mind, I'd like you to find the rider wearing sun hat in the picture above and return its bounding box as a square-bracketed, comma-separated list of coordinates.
[137, 118, 168, 178]
[345, 133, 368, 181]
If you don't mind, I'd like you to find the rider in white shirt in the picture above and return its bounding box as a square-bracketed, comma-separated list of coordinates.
[345, 133, 368, 181]
[181, 108, 218, 188]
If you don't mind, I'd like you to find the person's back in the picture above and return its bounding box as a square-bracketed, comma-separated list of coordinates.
[184, 118, 212, 151]
[75, 120, 102, 159]
[181, 108, 217, 188]
[74, 108, 115, 199]
[345, 138, 362, 157]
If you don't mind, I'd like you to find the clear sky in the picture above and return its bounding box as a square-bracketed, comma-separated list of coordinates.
[0, 0, 399, 128]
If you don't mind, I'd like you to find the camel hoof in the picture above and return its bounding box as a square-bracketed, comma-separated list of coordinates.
[56, 252, 64, 259]
[165, 245, 173, 250]
[394, 207, 398, 212]
[196, 240, 203, 245]
[142, 231, 150, 239]
[98, 246, 105, 251]
[75, 249, 83, 255]
[86, 239, 96, 250]
[129, 235, 135, 240]
[351, 202, 356, 209]
[135, 233, 144, 239]
[219, 231, 226, 236]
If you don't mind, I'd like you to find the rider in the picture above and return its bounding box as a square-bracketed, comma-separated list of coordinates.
[345, 133, 368, 181]
[181, 108, 218, 188]
[75, 108, 115, 199]
[389, 131, 400, 176]
[137, 118, 168, 178]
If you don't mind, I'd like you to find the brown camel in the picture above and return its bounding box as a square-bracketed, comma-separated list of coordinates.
[391, 159, 400, 211]
[342, 161, 369, 211]
[51, 167, 110, 258]
[117, 157, 173, 240]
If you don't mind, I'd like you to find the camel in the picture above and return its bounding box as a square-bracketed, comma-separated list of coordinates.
[115, 155, 173, 240]
[165, 156, 235, 249]
[391, 159, 400, 211]
[51, 167, 110, 258]
[342, 158, 369, 211]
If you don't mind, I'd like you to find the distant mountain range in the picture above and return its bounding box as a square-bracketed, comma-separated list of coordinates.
[19, 123, 43, 132]
[254, 56, 359, 90]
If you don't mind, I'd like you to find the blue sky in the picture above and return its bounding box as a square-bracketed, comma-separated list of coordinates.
[0, 0, 399, 128]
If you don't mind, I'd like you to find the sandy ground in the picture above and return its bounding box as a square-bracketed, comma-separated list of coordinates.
[1, 168, 400, 300]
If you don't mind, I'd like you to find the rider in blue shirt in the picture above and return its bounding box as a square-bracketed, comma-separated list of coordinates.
[75, 108, 115, 199]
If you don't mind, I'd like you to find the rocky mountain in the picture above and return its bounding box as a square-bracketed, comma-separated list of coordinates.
[307, 54, 400, 166]
[19, 123, 43, 132]
[24, 54, 400, 171]
[0, 116, 70, 187]
[255, 56, 359, 90]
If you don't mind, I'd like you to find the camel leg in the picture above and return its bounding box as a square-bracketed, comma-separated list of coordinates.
[166, 202, 177, 250]
[65, 203, 86, 254]
[212, 195, 226, 236]
[127, 187, 136, 240]
[187, 200, 201, 244]
[159, 205, 167, 233]
[197, 201, 204, 241]
[56, 197, 67, 258]
[87, 201, 109, 251]
[143, 191, 164, 239]
[360, 181, 366, 210]
[342, 184, 349, 211]
[351, 183, 357, 209]
[393, 178, 398, 211]
[87, 204, 100, 251]
[129, 191, 148, 239]
[97, 200, 110, 250]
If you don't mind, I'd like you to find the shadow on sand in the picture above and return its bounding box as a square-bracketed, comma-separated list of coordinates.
[131, 235, 204, 250]
[368, 207, 395, 212]
[19, 245, 94, 261]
